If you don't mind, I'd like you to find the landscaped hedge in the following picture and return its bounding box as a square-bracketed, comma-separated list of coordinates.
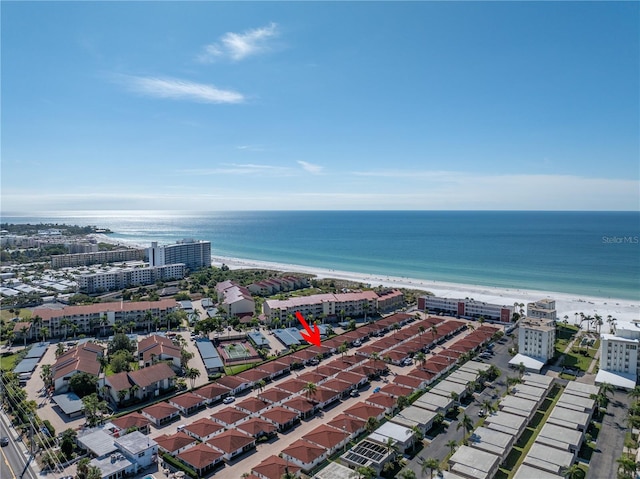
[160, 452, 198, 479]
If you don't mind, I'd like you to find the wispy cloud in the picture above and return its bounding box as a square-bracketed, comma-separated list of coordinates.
[198, 22, 279, 62]
[179, 163, 293, 176]
[120, 75, 244, 104]
[298, 160, 324, 174]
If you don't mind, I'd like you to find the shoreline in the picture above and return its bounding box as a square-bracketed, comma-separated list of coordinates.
[89, 233, 640, 325]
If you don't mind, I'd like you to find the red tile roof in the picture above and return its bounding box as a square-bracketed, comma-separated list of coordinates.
[110, 412, 150, 431]
[142, 402, 179, 419]
[128, 362, 175, 388]
[210, 407, 249, 426]
[155, 431, 196, 453]
[177, 443, 222, 470]
[281, 439, 326, 464]
[35, 299, 177, 321]
[236, 369, 270, 383]
[327, 414, 366, 434]
[169, 392, 206, 410]
[206, 429, 254, 454]
[366, 392, 397, 409]
[251, 455, 301, 479]
[303, 424, 349, 449]
[183, 418, 224, 438]
[216, 375, 246, 389]
[258, 388, 291, 404]
[105, 371, 131, 392]
[283, 396, 315, 414]
[255, 361, 289, 375]
[236, 417, 277, 437]
[277, 378, 308, 394]
[235, 397, 270, 414]
[194, 383, 231, 400]
[343, 402, 385, 421]
[260, 406, 299, 426]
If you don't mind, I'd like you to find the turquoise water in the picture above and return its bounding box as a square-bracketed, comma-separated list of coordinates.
[2, 210, 639, 300]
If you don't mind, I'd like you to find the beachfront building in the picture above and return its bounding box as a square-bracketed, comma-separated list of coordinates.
[263, 290, 404, 324]
[526, 299, 557, 321]
[148, 239, 211, 272]
[32, 299, 177, 338]
[518, 317, 556, 363]
[418, 295, 514, 322]
[51, 248, 146, 268]
[78, 264, 186, 293]
[247, 276, 310, 296]
[595, 334, 639, 389]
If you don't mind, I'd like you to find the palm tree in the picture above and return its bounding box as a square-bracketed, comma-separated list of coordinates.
[399, 469, 417, 479]
[616, 454, 638, 477]
[61, 318, 72, 340]
[418, 325, 425, 337]
[40, 327, 49, 343]
[20, 325, 29, 346]
[450, 391, 459, 405]
[130, 384, 140, 400]
[600, 382, 615, 398]
[365, 416, 379, 433]
[71, 323, 80, 339]
[383, 436, 399, 461]
[420, 457, 440, 479]
[456, 413, 474, 444]
[186, 367, 201, 389]
[446, 439, 457, 456]
[516, 361, 526, 378]
[397, 395, 410, 411]
[628, 386, 640, 402]
[40, 364, 53, 390]
[561, 464, 583, 479]
[481, 399, 496, 415]
[414, 351, 426, 369]
[338, 342, 348, 358]
[303, 382, 317, 401]
[430, 325, 438, 343]
[31, 315, 42, 341]
[487, 364, 501, 380]
[99, 314, 109, 337]
[55, 342, 65, 358]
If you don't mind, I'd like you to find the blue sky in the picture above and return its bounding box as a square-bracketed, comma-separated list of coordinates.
[2, 1, 638, 211]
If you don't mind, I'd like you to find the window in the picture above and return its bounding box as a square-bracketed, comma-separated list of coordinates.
[138, 452, 145, 458]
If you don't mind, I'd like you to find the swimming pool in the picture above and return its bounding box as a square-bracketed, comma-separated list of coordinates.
[142, 475, 156, 479]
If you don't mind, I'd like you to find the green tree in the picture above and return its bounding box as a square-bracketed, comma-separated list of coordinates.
[355, 466, 376, 479]
[60, 428, 77, 459]
[561, 464, 583, 479]
[303, 382, 317, 401]
[446, 439, 457, 456]
[82, 393, 108, 427]
[69, 372, 98, 398]
[421, 458, 440, 479]
[456, 413, 474, 444]
[109, 349, 134, 373]
[365, 416, 379, 433]
[108, 333, 135, 355]
[186, 367, 201, 389]
[397, 395, 410, 411]
[400, 469, 417, 479]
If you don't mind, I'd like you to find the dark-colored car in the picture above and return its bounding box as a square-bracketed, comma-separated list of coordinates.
[0, 437, 9, 447]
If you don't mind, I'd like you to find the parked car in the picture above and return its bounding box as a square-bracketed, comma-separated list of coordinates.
[373, 387, 381, 393]
[223, 396, 236, 404]
[0, 437, 9, 447]
[349, 389, 360, 397]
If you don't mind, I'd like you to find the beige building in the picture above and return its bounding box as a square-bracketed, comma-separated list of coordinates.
[51, 249, 146, 268]
[600, 334, 638, 376]
[518, 317, 556, 363]
[526, 299, 557, 321]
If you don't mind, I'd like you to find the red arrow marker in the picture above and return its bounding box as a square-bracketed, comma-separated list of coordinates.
[295, 311, 321, 347]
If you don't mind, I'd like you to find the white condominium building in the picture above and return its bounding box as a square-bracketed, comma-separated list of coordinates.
[148, 239, 211, 272]
[526, 299, 557, 321]
[78, 264, 186, 293]
[51, 249, 146, 268]
[600, 334, 639, 376]
[418, 296, 514, 323]
[518, 317, 556, 363]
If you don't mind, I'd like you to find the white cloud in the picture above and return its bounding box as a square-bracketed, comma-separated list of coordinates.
[121, 75, 244, 104]
[198, 22, 278, 63]
[179, 163, 293, 176]
[297, 160, 324, 174]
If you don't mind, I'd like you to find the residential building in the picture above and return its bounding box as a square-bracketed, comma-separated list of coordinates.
[51, 249, 145, 268]
[263, 290, 404, 323]
[147, 239, 211, 272]
[101, 363, 176, 405]
[33, 299, 177, 337]
[215, 281, 255, 317]
[138, 334, 182, 369]
[518, 317, 556, 363]
[52, 343, 103, 392]
[418, 296, 514, 322]
[600, 334, 639, 376]
[78, 264, 185, 293]
[526, 299, 557, 321]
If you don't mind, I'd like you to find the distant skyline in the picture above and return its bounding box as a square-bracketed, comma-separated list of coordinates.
[2, 1, 638, 212]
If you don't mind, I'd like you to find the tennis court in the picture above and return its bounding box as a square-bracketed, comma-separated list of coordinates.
[223, 343, 252, 360]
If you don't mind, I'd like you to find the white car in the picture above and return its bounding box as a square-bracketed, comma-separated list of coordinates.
[223, 396, 235, 404]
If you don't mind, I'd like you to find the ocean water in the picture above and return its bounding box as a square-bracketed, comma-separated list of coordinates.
[2, 211, 639, 301]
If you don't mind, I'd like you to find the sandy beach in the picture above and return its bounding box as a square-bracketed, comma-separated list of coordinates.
[211, 255, 640, 327]
[89, 234, 640, 327]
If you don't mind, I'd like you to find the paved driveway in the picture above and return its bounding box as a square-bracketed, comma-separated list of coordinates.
[586, 390, 630, 479]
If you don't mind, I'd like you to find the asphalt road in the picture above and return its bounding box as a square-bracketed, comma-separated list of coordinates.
[0, 412, 37, 479]
[586, 390, 630, 479]
[406, 335, 514, 475]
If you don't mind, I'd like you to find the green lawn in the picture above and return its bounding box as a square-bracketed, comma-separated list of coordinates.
[0, 353, 19, 371]
[224, 363, 257, 375]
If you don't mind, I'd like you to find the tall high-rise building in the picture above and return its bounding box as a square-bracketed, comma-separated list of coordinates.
[148, 239, 211, 272]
